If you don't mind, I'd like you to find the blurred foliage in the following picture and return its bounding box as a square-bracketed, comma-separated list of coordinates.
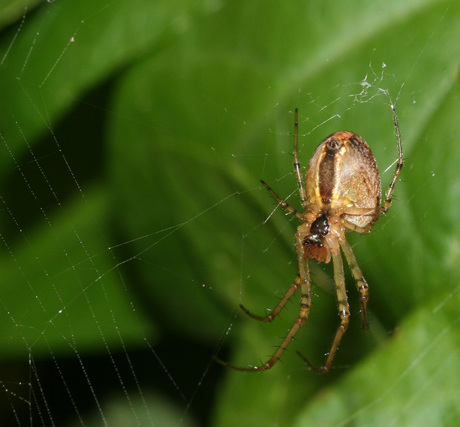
[1, 0, 460, 426]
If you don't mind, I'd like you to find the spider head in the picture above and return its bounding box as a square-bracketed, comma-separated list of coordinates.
[303, 213, 331, 263]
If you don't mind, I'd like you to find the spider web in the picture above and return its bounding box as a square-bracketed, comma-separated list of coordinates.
[1, 1, 460, 426]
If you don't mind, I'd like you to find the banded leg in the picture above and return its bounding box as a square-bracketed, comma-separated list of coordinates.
[216, 231, 311, 371]
[381, 103, 404, 214]
[240, 276, 301, 322]
[293, 108, 308, 209]
[340, 240, 369, 330]
[342, 207, 380, 235]
[260, 180, 303, 220]
[297, 250, 350, 373]
[343, 219, 375, 235]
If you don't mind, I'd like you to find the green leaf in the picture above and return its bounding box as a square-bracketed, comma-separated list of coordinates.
[2, 0, 460, 425]
[294, 289, 460, 426]
[0, 187, 155, 357]
[0, 0, 207, 171]
[107, 0, 460, 425]
[0, 0, 41, 30]
[69, 392, 198, 427]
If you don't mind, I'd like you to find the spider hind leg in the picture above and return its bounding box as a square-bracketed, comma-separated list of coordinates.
[239, 277, 301, 322]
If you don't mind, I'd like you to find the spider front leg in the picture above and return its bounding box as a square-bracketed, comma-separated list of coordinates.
[297, 246, 350, 373]
[381, 103, 404, 214]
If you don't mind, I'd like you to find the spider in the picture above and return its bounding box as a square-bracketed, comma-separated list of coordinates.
[218, 104, 403, 373]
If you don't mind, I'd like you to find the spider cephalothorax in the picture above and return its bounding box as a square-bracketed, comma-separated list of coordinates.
[303, 213, 330, 263]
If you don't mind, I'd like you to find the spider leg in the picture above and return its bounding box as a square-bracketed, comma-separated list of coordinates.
[343, 220, 375, 234]
[340, 240, 369, 330]
[381, 103, 404, 214]
[260, 180, 303, 220]
[293, 108, 308, 209]
[342, 207, 380, 235]
[260, 109, 308, 220]
[216, 231, 311, 371]
[240, 276, 301, 322]
[297, 250, 349, 373]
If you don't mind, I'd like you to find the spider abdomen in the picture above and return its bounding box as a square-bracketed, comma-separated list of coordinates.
[305, 131, 381, 229]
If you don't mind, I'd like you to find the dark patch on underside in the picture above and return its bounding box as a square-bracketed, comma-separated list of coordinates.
[319, 149, 336, 198]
